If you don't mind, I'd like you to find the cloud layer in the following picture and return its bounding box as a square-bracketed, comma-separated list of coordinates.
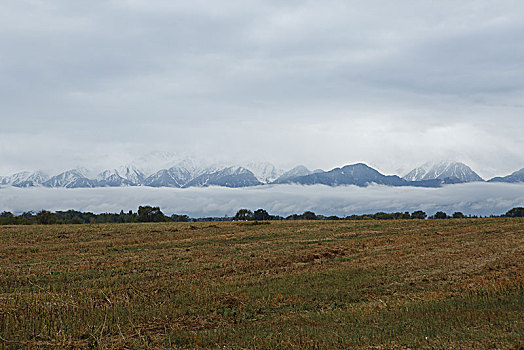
[1, 183, 523, 217]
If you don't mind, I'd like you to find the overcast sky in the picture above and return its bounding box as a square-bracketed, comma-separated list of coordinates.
[1, 0, 523, 178]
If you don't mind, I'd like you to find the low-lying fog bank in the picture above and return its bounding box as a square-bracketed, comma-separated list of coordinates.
[1, 183, 523, 217]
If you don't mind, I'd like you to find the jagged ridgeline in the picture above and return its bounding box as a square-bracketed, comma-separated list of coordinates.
[0, 161, 522, 189]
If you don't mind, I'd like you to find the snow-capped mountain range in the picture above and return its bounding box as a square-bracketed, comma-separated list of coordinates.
[0, 161, 522, 189]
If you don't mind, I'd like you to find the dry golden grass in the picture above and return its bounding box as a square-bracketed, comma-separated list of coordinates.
[0, 218, 523, 349]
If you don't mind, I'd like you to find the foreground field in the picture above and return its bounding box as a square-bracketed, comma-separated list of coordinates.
[0, 219, 523, 349]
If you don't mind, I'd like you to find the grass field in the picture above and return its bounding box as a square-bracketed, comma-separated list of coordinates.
[0, 218, 523, 349]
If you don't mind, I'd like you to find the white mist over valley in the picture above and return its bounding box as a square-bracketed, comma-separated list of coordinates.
[1, 183, 523, 218]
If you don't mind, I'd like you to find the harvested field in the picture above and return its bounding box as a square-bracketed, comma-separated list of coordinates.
[0, 218, 523, 349]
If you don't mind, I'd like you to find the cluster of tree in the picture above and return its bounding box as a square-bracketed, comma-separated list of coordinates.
[0, 206, 190, 225]
[504, 207, 524, 218]
[232, 208, 523, 221]
[1, 206, 522, 225]
[428, 211, 468, 219]
[344, 211, 425, 220]
[233, 209, 284, 221]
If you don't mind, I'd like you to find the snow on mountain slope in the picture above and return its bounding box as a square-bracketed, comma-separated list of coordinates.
[273, 165, 314, 183]
[402, 167, 427, 182]
[0, 171, 50, 187]
[14, 171, 49, 187]
[143, 167, 193, 187]
[403, 161, 484, 183]
[43, 169, 96, 188]
[244, 162, 284, 183]
[117, 165, 146, 185]
[96, 169, 134, 187]
[185, 166, 262, 188]
[1, 171, 31, 186]
[288, 163, 409, 187]
[489, 168, 524, 183]
[172, 159, 212, 179]
[141, 158, 226, 188]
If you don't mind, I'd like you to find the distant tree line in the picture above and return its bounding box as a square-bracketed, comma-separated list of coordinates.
[0, 206, 189, 225]
[232, 209, 521, 221]
[0, 206, 522, 225]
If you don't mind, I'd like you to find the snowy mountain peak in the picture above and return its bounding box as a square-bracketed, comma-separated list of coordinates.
[171, 159, 209, 178]
[19, 171, 49, 187]
[97, 169, 119, 181]
[0, 171, 50, 187]
[403, 161, 484, 182]
[184, 166, 261, 188]
[274, 165, 314, 183]
[95, 169, 135, 187]
[43, 168, 95, 188]
[244, 162, 284, 183]
[116, 165, 146, 184]
[7, 171, 31, 185]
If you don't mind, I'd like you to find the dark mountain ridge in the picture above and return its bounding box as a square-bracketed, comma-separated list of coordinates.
[488, 168, 524, 183]
[276, 163, 408, 187]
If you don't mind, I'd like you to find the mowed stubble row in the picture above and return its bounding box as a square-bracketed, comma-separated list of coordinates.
[0, 218, 523, 349]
